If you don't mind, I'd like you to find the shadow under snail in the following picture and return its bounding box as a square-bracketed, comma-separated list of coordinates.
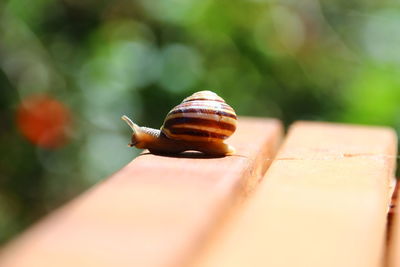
[121, 90, 237, 156]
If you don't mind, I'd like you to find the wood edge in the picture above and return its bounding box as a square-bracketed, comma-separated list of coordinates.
[387, 180, 400, 267]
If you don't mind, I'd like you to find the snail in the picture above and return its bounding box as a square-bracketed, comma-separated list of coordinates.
[121, 90, 237, 156]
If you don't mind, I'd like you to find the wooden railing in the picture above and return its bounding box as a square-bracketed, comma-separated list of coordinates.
[0, 117, 398, 267]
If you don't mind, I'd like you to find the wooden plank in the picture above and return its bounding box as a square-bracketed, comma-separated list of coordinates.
[0, 117, 282, 267]
[388, 183, 400, 267]
[193, 121, 397, 267]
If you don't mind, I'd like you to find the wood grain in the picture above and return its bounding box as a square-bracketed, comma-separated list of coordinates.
[193, 121, 397, 267]
[0, 117, 282, 267]
[388, 183, 400, 267]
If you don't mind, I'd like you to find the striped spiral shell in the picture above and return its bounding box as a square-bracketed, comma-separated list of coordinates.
[161, 91, 237, 143]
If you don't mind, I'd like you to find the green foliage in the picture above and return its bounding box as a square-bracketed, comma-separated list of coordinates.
[341, 64, 400, 126]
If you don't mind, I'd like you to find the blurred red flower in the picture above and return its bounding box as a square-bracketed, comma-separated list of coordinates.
[16, 95, 72, 149]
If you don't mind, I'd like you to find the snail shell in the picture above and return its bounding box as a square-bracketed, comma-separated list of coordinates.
[161, 91, 237, 143]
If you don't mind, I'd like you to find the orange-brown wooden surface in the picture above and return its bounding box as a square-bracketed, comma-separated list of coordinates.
[193, 121, 397, 267]
[388, 184, 400, 267]
[0, 117, 282, 267]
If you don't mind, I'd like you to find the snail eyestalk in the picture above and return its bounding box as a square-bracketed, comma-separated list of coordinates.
[121, 115, 142, 147]
[121, 115, 137, 133]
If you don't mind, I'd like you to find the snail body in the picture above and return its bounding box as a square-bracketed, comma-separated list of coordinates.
[122, 91, 237, 156]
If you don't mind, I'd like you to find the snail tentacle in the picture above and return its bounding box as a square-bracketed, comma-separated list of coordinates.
[121, 115, 139, 134]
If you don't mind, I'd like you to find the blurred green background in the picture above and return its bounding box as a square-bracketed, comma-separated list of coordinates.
[0, 0, 399, 243]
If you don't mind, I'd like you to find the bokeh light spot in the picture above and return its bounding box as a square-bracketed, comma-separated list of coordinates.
[16, 95, 71, 149]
